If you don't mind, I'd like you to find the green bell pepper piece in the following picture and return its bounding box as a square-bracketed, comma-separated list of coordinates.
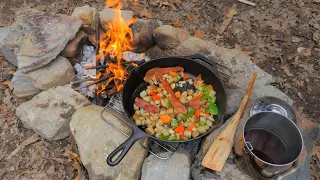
[168, 135, 177, 141]
[183, 114, 188, 121]
[158, 135, 169, 140]
[167, 101, 172, 107]
[171, 119, 178, 127]
[208, 96, 216, 104]
[202, 86, 210, 92]
[188, 107, 195, 117]
[207, 103, 218, 115]
[201, 91, 210, 100]
[198, 121, 206, 126]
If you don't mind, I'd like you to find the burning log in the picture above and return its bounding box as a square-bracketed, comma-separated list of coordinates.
[75, 74, 114, 91]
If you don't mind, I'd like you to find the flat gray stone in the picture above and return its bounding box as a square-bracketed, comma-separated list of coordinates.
[25, 56, 75, 90]
[3, 9, 82, 72]
[0, 27, 18, 66]
[99, 8, 133, 30]
[70, 105, 148, 180]
[139, 20, 161, 49]
[141, 152, 191, 180]
[11, 70, 40, 98]
[16, 86, 90, 140]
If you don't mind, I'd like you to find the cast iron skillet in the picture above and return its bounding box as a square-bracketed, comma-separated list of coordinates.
[107, 56, 227, 166]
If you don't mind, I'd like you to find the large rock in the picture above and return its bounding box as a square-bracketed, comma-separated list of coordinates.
[3, 9, 82, 73]
[139, 20, 161, 50]
[25, 56, 75, 90]
[16, 86, 90, 140]
[70, 105, 148, 180]
[99, 8, 134, 30]
[60, 31, 87, 58]
[72, 5, 97, 33]
[146, 45, 163, 59]
[0, 27, 18, 66]
[11, 70, 40, 98]
[141, 152, 191, 180]
[153, 25, 190, 49]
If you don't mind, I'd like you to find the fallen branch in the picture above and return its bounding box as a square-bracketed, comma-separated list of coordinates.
[237, 0, 256, 6]
[219, 4, 237, 34]
[74, 77, 108, 90]
[70, 78, 95, 85]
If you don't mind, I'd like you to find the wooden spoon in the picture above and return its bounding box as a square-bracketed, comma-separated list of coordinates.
[202, 72, 258, 171]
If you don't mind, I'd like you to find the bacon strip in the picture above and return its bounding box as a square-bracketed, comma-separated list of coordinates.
[155, 73, 188, 113]
[135, 97, 160, 113]
[189, 96, 202, 109]
[145, 67, 184, 85]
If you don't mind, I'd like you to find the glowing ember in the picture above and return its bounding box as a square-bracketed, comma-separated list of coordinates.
[95, 0, 137, 93]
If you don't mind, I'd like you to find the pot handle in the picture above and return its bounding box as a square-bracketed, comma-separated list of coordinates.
[107, 126, 145, 166]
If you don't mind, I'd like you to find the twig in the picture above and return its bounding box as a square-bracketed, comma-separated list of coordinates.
[237, 0, 256, 6]
[84, 64, 109, 70]
[74, 77, 108, 90]
[4, 134, 40, 161]
[70, 78, 95, 85]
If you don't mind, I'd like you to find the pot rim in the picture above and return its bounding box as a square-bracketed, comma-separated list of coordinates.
[242, 111, 304, 167]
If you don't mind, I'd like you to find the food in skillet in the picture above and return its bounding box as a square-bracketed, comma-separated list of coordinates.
[133, 67, 218, 141]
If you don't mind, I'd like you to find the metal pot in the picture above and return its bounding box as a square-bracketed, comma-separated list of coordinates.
[235, 112, 303, 178]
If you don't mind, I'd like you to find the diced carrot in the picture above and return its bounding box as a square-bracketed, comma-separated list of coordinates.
[152, 95, 160, 101]
[187, 124, 196, 132]
[175, 125, 185, 135]
[183, 75, 190, 80]
[193, 78, 197, 84]
[150, 91, 157, 96]
[195, 109, 200, 118]
[199, 91, 203, 97]
[160, 114, 171, 124]
[205, 112, 210, 117]
[208, 85, 213, 90]
[169, 71, 177, 77]
[175, 91, 181, 98]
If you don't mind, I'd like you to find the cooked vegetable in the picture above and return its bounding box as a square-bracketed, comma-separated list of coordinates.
[160, 114, 171, 124]
[133, 68, 219, 141]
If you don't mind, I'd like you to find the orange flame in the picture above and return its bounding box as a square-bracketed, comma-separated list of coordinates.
[95, 0, 137, 93]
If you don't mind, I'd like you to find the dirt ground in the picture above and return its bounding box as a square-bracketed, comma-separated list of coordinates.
[0, 0, 319, 179]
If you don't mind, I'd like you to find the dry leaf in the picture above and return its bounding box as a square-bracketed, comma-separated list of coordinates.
[187, 15, 193, 21]
[295, 56, 299, 63]
[266, 21, 282, 31]
[313, 146, 320, 159]
[174, 19, 182, 28]
[219, 4, 237, 34]
[0, 104, 8, 112]
[194, 30, 205, 39]
[234, 44, 253, 56]
[1, 81, 14, 90]
[139, 8, 152, 18]
[64, 151, 82, 180]
[159, 1, 176, 9]
[280, 64, 293, 77]
[303, 49, 312, 57]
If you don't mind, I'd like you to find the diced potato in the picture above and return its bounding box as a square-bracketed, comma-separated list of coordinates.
[180, 97, 187, 104]
[133, 104, 139, 110]
[143, 96, 152, 102]
[135, 120, 142, 126]
[158, 92, 164, 98]
[175, 133, 180, 140]
[192, 131, 200, 138]
[187, 96, 193, 101]
[182, 91, 188, 97]
[150, 101, 156, 105]
[170, 83, 175, 89]
[169, 129, 175, 134]
[162, 130, 170, 137]
[184, 130, 192, 138]
[155, 100, 160, 105]
[133, 114, 139, 121]
[160, 110, 166, 115]
[139, 116, 145, 120]
[206, 120, 213, 127]
[140, 90, 147, 98]
[161, 99, 167, 107]
[198, 126, 206, 134]
[154, 128, 159, 133]
[143, 112, 150, 117]
[167, 108, 174, 114]
[145, 119, 152, 125]
[142, 120, 146, 126]
[157, 119, 164, 126]
[187, 89, 194, 96]
[167, 78, 174, 84]
[205, 125, 210, 130]
[146, 89, 151, 95]
[157, 87, 162, 92]
[163, 90, 167, 95]
[208, 115, 215, 122]
[155, 132, 161, 138]
[200, 117, 206, 122]
[135, 110, 140, 115]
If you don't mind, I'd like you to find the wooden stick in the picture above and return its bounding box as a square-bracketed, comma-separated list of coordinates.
[202, 72, 258, 172]
[74, 77, 107, 90]
[237, 0, 256, 6]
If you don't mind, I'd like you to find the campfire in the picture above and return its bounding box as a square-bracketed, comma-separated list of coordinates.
[79, 0, 139, 99]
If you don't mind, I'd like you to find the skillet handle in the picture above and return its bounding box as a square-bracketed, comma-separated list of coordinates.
[107, 126, 146, 166]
